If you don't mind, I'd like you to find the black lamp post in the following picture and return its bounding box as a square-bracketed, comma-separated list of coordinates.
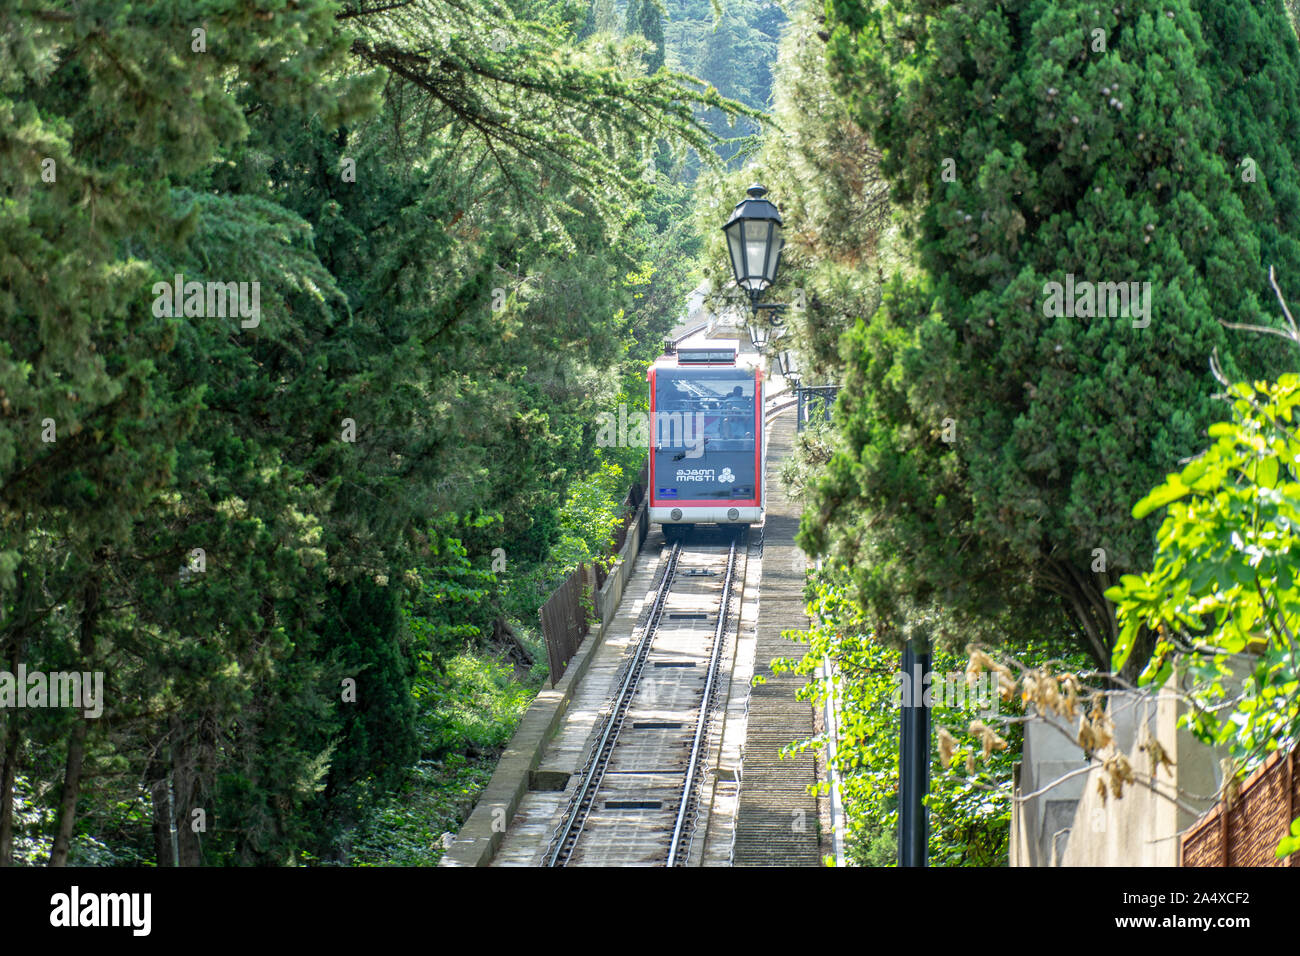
[722, 184, 786, 317]
[726, 189, 921, 864]
[898, 636, 931, 867]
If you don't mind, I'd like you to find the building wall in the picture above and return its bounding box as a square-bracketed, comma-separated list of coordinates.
[1010, 708, 1089, 867]
[1012, 687, 1225, 867]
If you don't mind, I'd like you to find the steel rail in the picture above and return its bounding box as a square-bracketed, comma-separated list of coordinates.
[666, 535, 738, 866]
[544, 541, 682, 867]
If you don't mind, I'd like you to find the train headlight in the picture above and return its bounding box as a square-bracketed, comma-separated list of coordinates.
[727, 508, 740, 521]
[670, 508, 683, 521]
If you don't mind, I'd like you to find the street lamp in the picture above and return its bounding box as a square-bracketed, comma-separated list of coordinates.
[722, 184, 785, 314]
[747, 324, 770, 351]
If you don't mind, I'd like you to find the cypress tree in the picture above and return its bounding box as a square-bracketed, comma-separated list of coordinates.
[627, 0, 668, 73]
[811, 0, 1295, 666]
[1190, 0, 1300, 306]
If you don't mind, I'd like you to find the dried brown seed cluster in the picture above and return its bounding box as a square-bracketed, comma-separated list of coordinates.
[1076, 700, 1114, 753]
[964, 645, 1014, 701]
[1101, 752, 1135, 799]
[968, 719, 1008, 760]
[1220, 758, 1242, 809]
[937, 727, 957, 769]
[1016, 660, 1096, 724]
[1138, 734, 1175, 778]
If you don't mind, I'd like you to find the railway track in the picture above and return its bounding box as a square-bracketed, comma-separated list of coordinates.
[543, 528, 743, 866]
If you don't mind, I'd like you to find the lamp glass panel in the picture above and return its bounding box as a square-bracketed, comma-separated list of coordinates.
[766, 231, 785, 283]
[758, 222, 777, 283]
[744, 222, 771, 291]
[725, 221, 746, 286]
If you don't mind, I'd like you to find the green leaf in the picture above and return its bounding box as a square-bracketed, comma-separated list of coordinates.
[1111, 616, 1140, 674]
[1139, 657, 1173, 690]
[1258, 455, 1279, 488]
[1275, 559, 1294, 592]
[1133, 480, 1191, 519]
[1275, 816, 1300, 859]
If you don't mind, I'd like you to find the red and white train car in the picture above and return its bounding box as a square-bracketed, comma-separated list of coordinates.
[646, 339, 764, 537]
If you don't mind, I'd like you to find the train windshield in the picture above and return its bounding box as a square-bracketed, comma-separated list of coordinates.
[652, 368, 757, 501]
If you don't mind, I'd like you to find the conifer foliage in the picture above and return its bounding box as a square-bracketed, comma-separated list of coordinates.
[810, 0, 1300, 666]
[0, 0, 748, 864]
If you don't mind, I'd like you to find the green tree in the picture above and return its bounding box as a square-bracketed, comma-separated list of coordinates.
[696, 0, 891, 384]
[0, 0, 358, 866]
[774, 565, 1088, 865]
[1, 0, 761, 865]
[809, 0, 1294, 669]
[627, 0, 667, 72]
[1107, 298, 1300, 857]
[1189, 0, 1300, 310]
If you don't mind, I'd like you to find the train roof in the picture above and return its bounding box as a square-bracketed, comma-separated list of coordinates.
[652, 336, 762, 372]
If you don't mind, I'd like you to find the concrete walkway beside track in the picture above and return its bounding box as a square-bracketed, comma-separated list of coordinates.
[732, 407, 821, 866]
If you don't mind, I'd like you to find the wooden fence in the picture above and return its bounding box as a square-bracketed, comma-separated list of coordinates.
[1181, 746, 1299, 866]
[539, 563, 594, 687]
[540, 458, 648, 685]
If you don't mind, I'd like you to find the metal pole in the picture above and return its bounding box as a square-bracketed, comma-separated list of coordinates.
[823, 653, 847, 866]
[898, 636, 930, 866]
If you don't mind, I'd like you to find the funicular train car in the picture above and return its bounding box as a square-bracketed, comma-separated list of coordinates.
[647, 338, 764, 539]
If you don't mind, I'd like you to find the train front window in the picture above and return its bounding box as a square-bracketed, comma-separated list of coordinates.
[653, 370, 756, 451]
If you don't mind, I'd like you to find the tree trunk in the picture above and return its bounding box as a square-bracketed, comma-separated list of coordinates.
[148, 750, 175, 867]
[0, 562, 31, 866]
[46, 717, 88, 866]
[495, 617, 534, 667]
[170, 713, 203, 867]
[0, 716, 21, 866]
[1044, 557, 1113, 667]
[1043, 556, 1153, 684]
[47, 568, 101, 867]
